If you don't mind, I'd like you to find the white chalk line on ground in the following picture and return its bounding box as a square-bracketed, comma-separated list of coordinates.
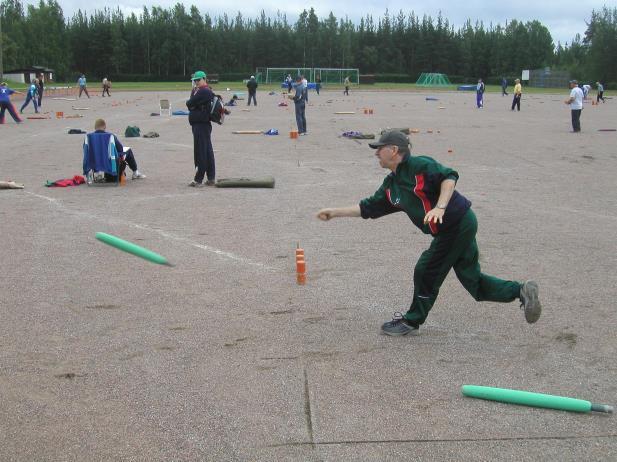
[23, 191, 276, 271]
[131, 191, 204, 202]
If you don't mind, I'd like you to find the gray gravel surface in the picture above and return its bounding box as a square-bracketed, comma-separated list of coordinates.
[1, 89, 616, 461]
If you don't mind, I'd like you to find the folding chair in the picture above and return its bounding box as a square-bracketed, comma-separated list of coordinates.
[159, 99, 171, 116]
[82, 132, 124, 186]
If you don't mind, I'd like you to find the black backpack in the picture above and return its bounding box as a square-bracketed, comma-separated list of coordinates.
[209, 95, 225, 125]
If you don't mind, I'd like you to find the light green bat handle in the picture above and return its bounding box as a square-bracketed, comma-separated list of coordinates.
[95, 232, 172, 266]
[462, 385, 613, 414]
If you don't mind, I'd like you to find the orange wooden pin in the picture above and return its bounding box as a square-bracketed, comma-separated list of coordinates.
[296, 259, 306, 285]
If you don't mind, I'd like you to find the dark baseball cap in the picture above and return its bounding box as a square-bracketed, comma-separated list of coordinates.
[368, 130, 411, 150]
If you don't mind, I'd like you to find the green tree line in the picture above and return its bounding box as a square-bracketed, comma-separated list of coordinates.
[1, 0, 616, 86]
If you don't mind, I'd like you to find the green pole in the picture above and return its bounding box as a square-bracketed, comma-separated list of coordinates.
[95, 232, 172, 266]
[462, 385, 614, 414]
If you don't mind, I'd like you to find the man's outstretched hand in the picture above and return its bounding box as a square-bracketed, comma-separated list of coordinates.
[317, 209, 334, 221]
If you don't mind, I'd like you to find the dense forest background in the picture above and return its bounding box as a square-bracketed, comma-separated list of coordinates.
[1, 0, 616, 86]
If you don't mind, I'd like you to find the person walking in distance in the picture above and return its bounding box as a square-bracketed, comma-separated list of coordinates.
[511, 79, 522, 111]
[78, 74, 90, 98]
[476, 79, 485, 108]
[565, 80, 584, 132]
[316, 130, 542, 336]
[343, 76, 350, 96]
[186, 71, 216, 186]
[291, 75, 307, 135]
[102, 78, 111, 97]
[246, 75, 258, 106]
[37, 74, 44, 107]
[501, 77, 508, 96]
[596, 82, 605, 103]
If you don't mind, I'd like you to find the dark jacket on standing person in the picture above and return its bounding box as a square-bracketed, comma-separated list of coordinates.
[246, 78, 258, 94]
[186, 86, 214, 125]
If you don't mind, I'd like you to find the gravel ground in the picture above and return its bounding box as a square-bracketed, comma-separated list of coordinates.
[1, 88, 616, 461]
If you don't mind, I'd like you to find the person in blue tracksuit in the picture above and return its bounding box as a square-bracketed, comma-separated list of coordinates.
[83, 119, 147, 181]
[476, 79, 485, 108]
[0, 82, 24, 124]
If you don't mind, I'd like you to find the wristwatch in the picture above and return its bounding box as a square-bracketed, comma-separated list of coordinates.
[436, 203, 447, 210]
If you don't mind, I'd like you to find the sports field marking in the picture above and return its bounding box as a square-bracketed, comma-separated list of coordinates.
[24, 191, 275, 271]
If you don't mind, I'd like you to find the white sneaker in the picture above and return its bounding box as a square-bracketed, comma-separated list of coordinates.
[132, 171, 146, 179]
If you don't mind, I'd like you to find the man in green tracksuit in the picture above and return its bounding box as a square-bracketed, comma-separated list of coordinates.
[317, 130, 541, 336]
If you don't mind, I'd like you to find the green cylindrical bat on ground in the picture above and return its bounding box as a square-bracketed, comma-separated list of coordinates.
[215, 176, 275, 188]
[462, 385, 614, 414]
[95, 232, 172, 266]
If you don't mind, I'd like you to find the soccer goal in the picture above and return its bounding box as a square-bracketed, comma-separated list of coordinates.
[259, 67, 313, 84]
[256, 67, 360, 85]
[416, 73, 452, 86]
[313, 68, 359, 85]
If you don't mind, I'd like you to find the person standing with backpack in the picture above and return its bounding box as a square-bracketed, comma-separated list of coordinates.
[246, 75, 258, 106]
[186, 71, 216, 187]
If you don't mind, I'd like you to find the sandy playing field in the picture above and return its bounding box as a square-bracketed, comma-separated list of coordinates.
[1, 88, 616, 460]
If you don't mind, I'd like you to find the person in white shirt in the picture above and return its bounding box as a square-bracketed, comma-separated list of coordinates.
[564, 80, 584, 132]
[582, 84, 591, 99]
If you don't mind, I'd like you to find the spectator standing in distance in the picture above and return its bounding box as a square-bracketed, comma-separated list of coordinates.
[476, 79, 485, 108]
[78, 74, 90, 98]
[596, 82, 605, 103]
[501, 77, 508, 96]
[511, 79, 522, 111]
[315, 76, 322, 95]
[186, 71, 216, 187]
[246, 75, 258, 106]
[343, 76, 350, 95]
[102, 78, 111, 97]
[565, 80, 584, 132]
[291, 75, 307, 135]
[37, 74, 44, 107]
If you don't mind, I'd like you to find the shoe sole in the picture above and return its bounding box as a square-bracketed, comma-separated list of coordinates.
[381, 324, 418, 337]
[522, 280, 541, 324]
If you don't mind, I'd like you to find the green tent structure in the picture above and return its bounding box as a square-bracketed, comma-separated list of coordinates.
[416, 73, 452, 86]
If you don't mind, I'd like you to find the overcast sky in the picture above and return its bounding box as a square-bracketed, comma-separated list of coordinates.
[26, 0, 609, 47]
